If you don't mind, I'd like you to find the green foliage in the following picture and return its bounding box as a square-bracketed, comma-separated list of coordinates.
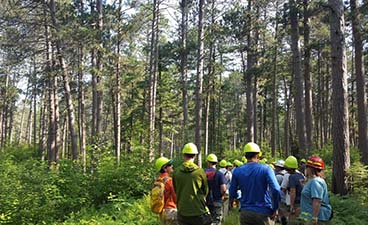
[0, 145, 156, 224]
[61, 195, 159, 225]
[329, 194, 368, 225]
[222, 209, 240, 225]
[90, 151, 155, 205]
[347, 161, 368, 205]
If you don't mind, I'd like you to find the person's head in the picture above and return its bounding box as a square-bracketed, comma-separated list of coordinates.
[305, 155, 325, 177]
[207, 153, 218, 167]
[300, 158, 306, 165]
[226, 162, 233, 170]
[233, 159, 243, 167]
[155, 157, 174, 174]
[284, 156, 298, 173]
[182, 143, 198, 161]
[273, 159, 285, 171]
[219, 159, 227, 168]
[244, 142, 262, 161]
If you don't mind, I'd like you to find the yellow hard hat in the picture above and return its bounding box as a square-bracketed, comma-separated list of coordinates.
[207, 153, 218, 163]
[155, 157, 172, 172]
[182, 143, 199, 154]
[219, 159, 227, 168]
[244, 142, 262, 157]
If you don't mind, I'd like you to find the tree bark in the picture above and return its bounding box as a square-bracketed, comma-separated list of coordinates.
[350, 0, 368, 165]
[246, 0, 255, 143]
[49, 0, 78, 160]
[290, 0, 306, 154]
[329, 0, 350, 195]
[195, 0, 205, 167]
[180, 0, 189, 144]
[271, 4, 280, 157]
[303, 0, 313, 153]
[148, 0, 160, 161]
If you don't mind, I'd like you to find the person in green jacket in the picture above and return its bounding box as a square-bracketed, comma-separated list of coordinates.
[173, 143, 212, 225]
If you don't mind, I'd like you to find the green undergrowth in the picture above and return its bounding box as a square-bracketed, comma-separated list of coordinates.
[61, 195, 159, 225]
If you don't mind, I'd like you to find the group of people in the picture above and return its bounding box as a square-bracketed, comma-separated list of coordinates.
[153, 142, 332, 225]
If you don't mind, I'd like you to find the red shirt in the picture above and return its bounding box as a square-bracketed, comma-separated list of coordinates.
[159, 173, 177, 209]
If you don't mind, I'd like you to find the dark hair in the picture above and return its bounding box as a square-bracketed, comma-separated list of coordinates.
[307, 165, 323, 176]
[160, 163, 172, 173]
[245, 152, 259, 160]
[184, 154, 196, 159]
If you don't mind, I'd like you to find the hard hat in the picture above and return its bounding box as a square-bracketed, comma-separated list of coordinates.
[244, 142, 262, 157]
[233, 159, 243, 167]
[182, 143, 198, 154]
[301, 158, 306, 163]
[259, 158, 267, 164]
[284, 156, 298, 169]
[155, 157, 173, 172]
[219, 159, 227, 168]
[227, 162, 233, 167]
[241, 156, 247, 163]
[306, 155, 325, 170]
[274, 159, 285, 168]
[207, 153, 218, 163]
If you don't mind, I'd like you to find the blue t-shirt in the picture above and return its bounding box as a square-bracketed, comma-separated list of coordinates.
[288, 172, 305, 204]
[300, 177, 332, 221]
[205, 167, 226, 203]
[229, 162, 281, 216]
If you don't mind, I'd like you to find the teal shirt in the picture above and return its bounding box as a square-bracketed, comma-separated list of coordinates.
[300, 177, 332, 221]
[173, 161, 209, 216]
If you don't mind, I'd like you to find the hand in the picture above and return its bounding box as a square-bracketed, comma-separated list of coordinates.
[290, 207, 295, 214]
[270, 210, 278, 221]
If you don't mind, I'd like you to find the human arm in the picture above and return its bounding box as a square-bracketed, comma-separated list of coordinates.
[220, 184, 226, 197]
[311, 198, 322, 225]
[267, 167, 281, 211]
[289, 188, 296, 213]
[228, 170, 238, 199]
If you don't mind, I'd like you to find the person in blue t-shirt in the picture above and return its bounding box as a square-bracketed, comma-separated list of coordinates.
[229, 142, 281, 225]
[205, 154, 226, 225]
[299, 156, 332, 225]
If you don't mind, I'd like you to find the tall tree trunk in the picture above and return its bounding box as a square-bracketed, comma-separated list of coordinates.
[40, 91, 48, 160]
[283, 77, 291, 155]
[180, 0, 189, 144]
[148, 0, 160, 161]
[303, 0, 313, 153]
[246, 0, 255, 143]
[350, 0, 368, 165]
[290, 0, 306, 154]
[329, 0, 350, 195]
[271, 5, 280, 157]
[78, 0, 87, 171]
[195, 0, 205, 167]
[26, 96, 33, 145]
[113, 0, 122, 164]
[50, 0, 78, 160]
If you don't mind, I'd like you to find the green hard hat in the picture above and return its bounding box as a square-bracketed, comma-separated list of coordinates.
[207, 153, 218, 163]
[233, 159, 243, 167]
[219, 159, 227, 168]
[301, 158, 306, 163]
[259, 158, 267, 164]
[155, 157, 172, 172]
[182, 143, 198, 154]
[244, 142, 262, 157]
[241, 156, 247, 163]
[285, 156, 298, 169]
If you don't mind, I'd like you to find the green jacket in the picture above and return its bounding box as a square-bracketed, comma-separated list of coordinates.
[173, 160, 209, 216]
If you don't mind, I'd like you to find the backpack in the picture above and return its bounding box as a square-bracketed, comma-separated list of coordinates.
[150, 177, 169, 214]
[205, 170, 218, 206]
